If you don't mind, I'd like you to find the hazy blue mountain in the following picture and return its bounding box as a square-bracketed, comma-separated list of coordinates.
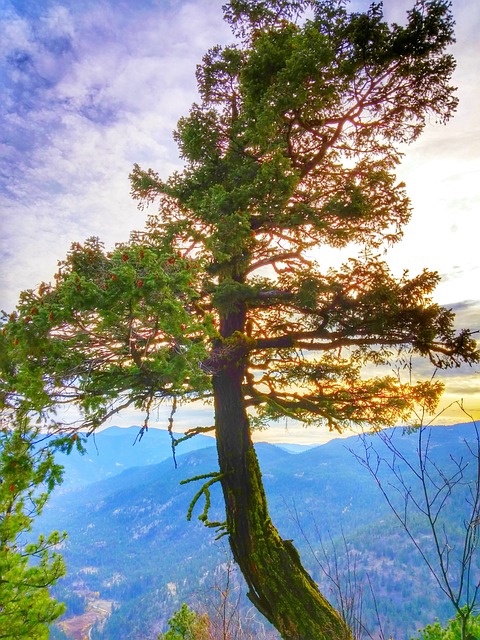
[38, 423, 478, 640]
[275, 442, 314, 454]
[53, 426, 216, 489]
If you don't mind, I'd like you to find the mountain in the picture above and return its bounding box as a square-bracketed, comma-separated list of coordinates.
[53, 426, 216, 489]
[53, 426, 314, 491]
[36, 423, 479, 640]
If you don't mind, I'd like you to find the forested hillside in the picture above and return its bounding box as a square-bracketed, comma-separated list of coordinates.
[35, 423, 479, 639]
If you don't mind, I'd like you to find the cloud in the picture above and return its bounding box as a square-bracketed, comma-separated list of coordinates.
[449, 300, 480, 330]
[2, 0, 479, 312]
[0, 0, 230, 311]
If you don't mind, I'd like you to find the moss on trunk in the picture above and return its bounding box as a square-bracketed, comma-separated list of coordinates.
[213, 359, 352, 640]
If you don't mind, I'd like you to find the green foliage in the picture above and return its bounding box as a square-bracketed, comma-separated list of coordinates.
[180, 471, 226, 533]
[411, 608, 480, 640]
[1, 236, 215, 431]
[158, 603, 210, 640]
[0, 420, 66, 639]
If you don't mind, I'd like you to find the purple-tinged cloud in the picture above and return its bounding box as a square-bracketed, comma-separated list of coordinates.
[0, 0, 229, 311]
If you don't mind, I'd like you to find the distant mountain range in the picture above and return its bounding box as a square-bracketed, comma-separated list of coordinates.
[52, 426, 217, 489]
[36, 423, 479, 640]
[53, 426, 314, 491]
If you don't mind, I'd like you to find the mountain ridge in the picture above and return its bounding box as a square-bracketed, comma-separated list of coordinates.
[38, 422, 478, 640]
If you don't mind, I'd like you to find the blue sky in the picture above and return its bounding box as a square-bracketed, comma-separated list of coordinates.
[0, 0, 231, 312]
[1, 0, 479, 438]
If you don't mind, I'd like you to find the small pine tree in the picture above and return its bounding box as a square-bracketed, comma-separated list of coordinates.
[0, 419, 66, 639]
[412, 608, 480, 640]
[158, 603, 211, 640]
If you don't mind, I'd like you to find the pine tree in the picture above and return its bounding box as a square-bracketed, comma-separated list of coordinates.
[158, 603, 210, 640]
[0, 420, 66, 639]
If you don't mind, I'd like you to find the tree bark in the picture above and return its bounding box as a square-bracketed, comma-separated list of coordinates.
[212, 312, 352, 640]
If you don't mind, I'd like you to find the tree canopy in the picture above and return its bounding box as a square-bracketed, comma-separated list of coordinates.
[1, 0, 478, 638]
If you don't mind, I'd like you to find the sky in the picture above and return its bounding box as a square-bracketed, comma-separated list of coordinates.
[0, 0, 479, 443]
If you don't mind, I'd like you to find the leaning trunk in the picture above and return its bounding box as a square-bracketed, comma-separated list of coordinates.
[212, 352, 352, 640]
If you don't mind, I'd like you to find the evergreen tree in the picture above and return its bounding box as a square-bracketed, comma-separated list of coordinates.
[158, 603, 210, 640]
[0, 420, 66, 639]
[1, 1, 478, 638]
[412, 608, 480, 640]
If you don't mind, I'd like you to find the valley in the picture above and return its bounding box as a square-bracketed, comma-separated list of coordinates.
[59, 596, 115, 640]
[35, 424, 479, 640]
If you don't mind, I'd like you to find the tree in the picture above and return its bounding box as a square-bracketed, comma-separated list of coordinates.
[288, 513, 368, 640]
[411, 607, 480, 640]
[355, 409, 480, 640]
[158, 603, 210, 640]
[0, 0, 478, 638]
[0, 419, 66, 639]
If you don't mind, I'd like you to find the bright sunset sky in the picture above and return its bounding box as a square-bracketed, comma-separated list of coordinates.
[1, 0, 479, 442]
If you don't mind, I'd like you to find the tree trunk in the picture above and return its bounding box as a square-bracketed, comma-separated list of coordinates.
[212, 347, 352, 640]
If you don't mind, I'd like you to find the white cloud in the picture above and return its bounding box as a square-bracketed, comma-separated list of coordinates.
[1, 0, 231, 311]
[2, 0, 479, 312]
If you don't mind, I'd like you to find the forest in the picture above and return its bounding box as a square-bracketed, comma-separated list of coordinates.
[31, 423, 480, 640]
